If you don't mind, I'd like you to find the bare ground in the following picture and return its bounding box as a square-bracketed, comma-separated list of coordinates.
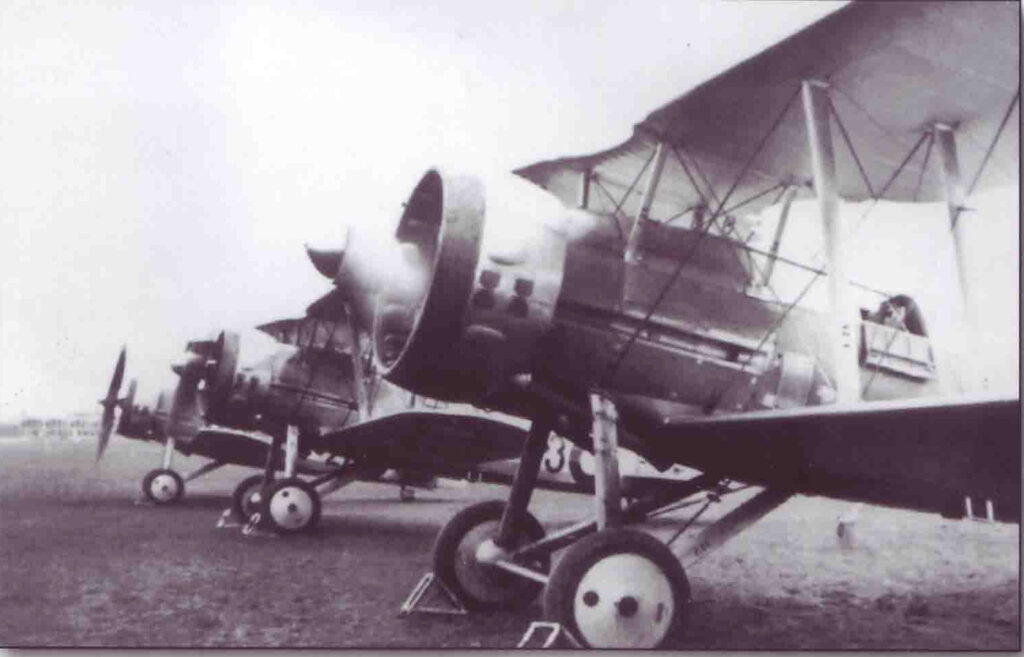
[0, 438, 1018, 649]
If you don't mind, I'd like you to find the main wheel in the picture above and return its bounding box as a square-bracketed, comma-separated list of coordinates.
[141, 468, 185, 505]
[544, 528, 690, 648]
[231, 474, 266, 523]
[433, 500, 549, 611]
[259, 477, 321, 534]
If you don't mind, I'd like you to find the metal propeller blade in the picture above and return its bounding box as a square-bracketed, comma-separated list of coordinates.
[96, 346, 126, 462]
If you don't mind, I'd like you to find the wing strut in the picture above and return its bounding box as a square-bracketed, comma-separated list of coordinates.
[577, 168, 591, 209]
[345, 302, 372, 420]
[934, 124, 972, 326]
[801, 79, 860, 403]
[760, 185, 798, 287]
[933, 122, 980, 390]
[625, 141, 669, 262]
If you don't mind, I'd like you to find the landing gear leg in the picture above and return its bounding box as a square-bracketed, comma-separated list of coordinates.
[590, 393, 622, 530]
[141, 437, 184, 504]
[431, 417, 552, 610]
[225, 428, 283, 529]
[542, 393, 689, 648]
[494, 417, 551, 548]
[260, 425, 322, 534]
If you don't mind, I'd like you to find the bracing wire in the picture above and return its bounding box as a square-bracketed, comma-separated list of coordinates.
[603, 83, 804, 384]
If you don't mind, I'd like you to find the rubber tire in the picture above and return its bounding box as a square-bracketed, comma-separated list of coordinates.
[433, 500, 549, 611]
[259, 477, 322, 534]
[543, 528, 690, 648]
[231, 474, 265, 522]
[141, 468, 185, 505]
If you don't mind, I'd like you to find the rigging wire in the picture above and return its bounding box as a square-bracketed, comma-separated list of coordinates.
[675, 140, 722, 207]
[722, 181, 789, 218]
[911, 132, 935, 202]
[958, 88, 1020, 193]
[829, 98, 876, 199]
[591, 175, 628, 243]
[611, 148, 658, 221]
[706, 129, 930, 411]
[667, 142, 727, 234]
[603, 82, 804, 383]
[965, 88, 1020, 197]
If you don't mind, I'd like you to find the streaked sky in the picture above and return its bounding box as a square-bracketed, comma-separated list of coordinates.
[0, 1, 1017, 418]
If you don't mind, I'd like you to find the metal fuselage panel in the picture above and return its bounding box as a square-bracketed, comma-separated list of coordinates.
[540, 223, 951, 415]
[231, 348, 358, 434]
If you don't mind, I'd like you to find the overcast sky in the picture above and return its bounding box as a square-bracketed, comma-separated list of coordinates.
[1, 1, 1017, 419]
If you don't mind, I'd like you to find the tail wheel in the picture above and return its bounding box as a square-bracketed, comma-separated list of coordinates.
[259, 477, 321, 534]
[231, 474, 266, 523]
[544, 528, 690, 648]
[141, 468, 185, 505]
[433, 500, 549, 611]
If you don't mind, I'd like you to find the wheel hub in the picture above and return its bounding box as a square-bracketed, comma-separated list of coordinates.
[454, 522, 523, 603]
[573, 553, 675, 648]
[243, 490, 262, 515]
[269, 486, 313, 529]
[150, 474, 179, 502]
[474, 538, 510, 565]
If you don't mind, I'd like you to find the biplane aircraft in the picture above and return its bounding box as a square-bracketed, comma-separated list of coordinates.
[99, 312, 688, 533]
[97, 318, 532, 534]
[306, 1, 1020, 647]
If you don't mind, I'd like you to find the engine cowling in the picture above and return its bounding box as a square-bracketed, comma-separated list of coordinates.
[206, 331, 240, 404]
[372, 169, 568, 402]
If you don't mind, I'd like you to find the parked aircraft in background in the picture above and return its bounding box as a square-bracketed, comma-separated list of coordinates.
[99, 314, 694, 533]
[306, 2, 1019, 647]
[97, 318, 531, 534]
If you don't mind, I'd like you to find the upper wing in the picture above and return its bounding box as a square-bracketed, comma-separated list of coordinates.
[649, 394, 1020, 522]
[516, 2, 1019, 220]
[314, 411, 528, 476]
[256, 316, 352, 351]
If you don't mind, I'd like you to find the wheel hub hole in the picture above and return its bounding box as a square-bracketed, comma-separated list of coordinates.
[582, 590, 599, 607]
[288, 503, 298, 514]
[616, 595, 639, 618]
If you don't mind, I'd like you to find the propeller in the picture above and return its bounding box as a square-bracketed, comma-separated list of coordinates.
[117, 378, 138, 434]
[306, 244, 345, 280]
[96, 346, 126, 462]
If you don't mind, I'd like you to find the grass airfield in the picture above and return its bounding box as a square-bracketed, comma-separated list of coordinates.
[0, 437, 1018, 649]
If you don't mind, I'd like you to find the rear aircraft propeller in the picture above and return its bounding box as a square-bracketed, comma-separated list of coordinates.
[96, 346, 126, 462]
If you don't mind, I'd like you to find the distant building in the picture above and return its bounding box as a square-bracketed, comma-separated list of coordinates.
[44, 418, 67, 439]
[20, 418, 43, 438]
[67, 413, 99, 441]
[0, 423, 21, 438]
[18, 414, 98, 441]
